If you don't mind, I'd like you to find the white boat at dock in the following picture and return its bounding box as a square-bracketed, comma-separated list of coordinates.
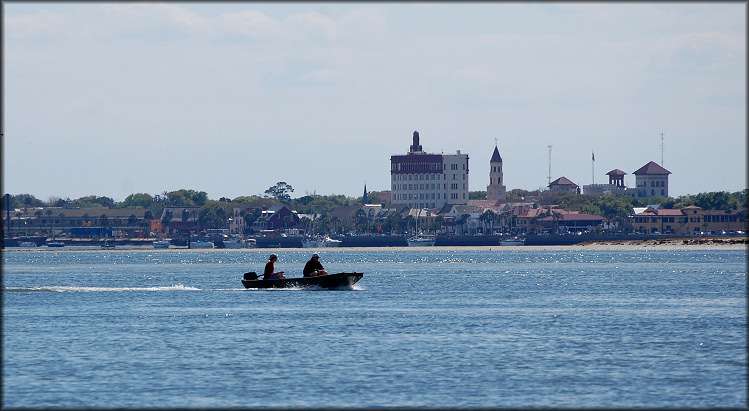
[302, 236, 342, 248]
[407, 235, 436, 247]
[189, 239, 214, 248]
[222, 236, 257, 249]
[153, 240, 170, 249]
[500, 236, 525, 246]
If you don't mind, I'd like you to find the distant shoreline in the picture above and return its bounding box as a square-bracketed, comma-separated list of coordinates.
[3, 238, 746, 252]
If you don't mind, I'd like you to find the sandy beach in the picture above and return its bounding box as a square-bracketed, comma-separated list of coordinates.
[571, 236, 748, 250]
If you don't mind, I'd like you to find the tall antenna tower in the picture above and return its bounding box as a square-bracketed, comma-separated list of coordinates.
[547, 145, 552, 185]
[660, 131, 664, 166]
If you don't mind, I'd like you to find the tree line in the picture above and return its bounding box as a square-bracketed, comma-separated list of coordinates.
[4, 184, 747, 232]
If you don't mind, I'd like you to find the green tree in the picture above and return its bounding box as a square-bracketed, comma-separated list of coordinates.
[264, 182, 294, 203]
[456, 214, 470, 234]
[120, 193, 154, 209]
[479, 209, 495, 233]
[469, 190, 487, 200]
[167, 189, 208, 207]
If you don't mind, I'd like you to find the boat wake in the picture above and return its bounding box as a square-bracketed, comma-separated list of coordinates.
[4, 284, 201, 292]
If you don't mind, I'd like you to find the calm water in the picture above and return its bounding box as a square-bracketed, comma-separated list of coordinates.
[3, 247, 746, 408]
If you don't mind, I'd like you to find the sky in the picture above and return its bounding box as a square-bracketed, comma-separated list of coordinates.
[3, 2, 746, 203]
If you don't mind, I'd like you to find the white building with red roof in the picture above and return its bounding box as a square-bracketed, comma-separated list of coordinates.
[633, 161, 671, 198]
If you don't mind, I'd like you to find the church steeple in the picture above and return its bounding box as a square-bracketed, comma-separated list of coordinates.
[491, 146, 502, 163]
[486, 143, 506, 202]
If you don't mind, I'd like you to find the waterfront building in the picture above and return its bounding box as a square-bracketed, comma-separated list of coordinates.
[634, 161, 671, 198]
[2, 206, 152, 238]
[537, 211, 606, 234]
[486, 145, 507, 202]
[390, 131, 469, 210]
[630, 205, 745, 234]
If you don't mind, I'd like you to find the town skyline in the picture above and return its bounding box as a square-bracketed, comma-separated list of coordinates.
[4, 3, 745, 202]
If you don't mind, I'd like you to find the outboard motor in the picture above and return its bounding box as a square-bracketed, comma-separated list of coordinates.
[243, 272, 259, 281]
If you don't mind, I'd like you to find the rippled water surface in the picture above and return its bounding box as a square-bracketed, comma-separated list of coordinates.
[3, 248, 746, 408]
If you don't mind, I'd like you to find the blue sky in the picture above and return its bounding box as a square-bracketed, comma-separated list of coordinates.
[3, 2, 746, 202]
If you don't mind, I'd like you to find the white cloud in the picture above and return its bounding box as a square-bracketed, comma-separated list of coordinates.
[2, 3, 745, 201]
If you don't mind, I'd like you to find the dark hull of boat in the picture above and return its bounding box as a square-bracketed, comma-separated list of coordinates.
[241, 272, 363, 289]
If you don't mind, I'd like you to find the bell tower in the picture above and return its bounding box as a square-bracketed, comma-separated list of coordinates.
[486, 144, 506, 201]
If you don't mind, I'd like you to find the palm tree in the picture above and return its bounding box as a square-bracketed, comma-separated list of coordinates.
[329, 216, 341, 235]
[57, 213, 65, 238]
[14, 212, 23, 236]
[479, 210, 495, 234]
[35, 210, 44, 234]
[162, 210, 173, 235]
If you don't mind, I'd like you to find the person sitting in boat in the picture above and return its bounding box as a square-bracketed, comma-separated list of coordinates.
[303, 253, 328, 277]
[263, 254, 286, 280]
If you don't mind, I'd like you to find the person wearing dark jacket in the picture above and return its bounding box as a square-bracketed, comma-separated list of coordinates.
[303, 253, 328, 277]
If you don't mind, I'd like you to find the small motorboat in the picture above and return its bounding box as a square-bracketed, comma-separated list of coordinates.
[47, 241, 65, 248]
[153, 240, 170, 249]
[241, 272, 363, 289]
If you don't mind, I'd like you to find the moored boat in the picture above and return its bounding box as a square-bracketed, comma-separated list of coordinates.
[501, 236, 525, 246]
[46, 241, 65, 248]
[407, 235, 436, 246]
[303, 236, 342, 248]
[189, 239, 214, 248]
[241, 272, 363, 289]
[153, 240, 170, 249]
[222, 236, 257, 249]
